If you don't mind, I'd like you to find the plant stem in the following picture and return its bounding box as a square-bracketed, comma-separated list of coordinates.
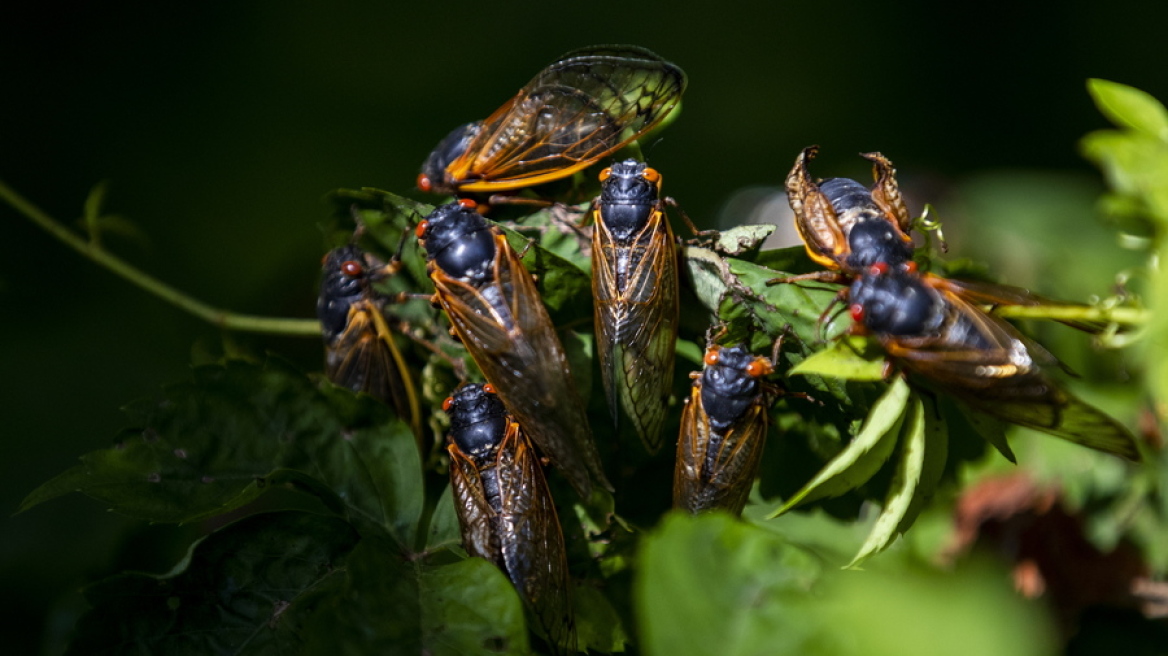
[0, 179, 322, 337]
[991, 304, 1147, 325]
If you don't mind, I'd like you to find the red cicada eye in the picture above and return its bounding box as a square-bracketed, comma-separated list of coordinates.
[641, 167, 661, 184]
[340, 260, 364, 277]
[598, 167, 612, 182]
[442, 396, 454, 412]
[868, 262, 889, 276]
[745, 358, 773, 378]
[417, 173, 433, 193]
[457, 198, 478, 210]
[703, 348, 720, 366]
[850, 303, 866, 322]
[903, 261, 918, 273]
[415, 220, 430, 239]
[483, 383, 496, 395]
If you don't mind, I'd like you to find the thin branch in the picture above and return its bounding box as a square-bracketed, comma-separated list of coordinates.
[991, 303, 1147, 325]
[0, 178, 321, 337]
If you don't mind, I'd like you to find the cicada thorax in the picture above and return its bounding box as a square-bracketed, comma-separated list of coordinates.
[786, 146, 916, 274]
[445, 383, 576, 652]
[418, 201, 611, 499]
[848, 265, 1140, 460]
[674, 344, 774, 515]
[316, 245, 423, 445]
[417, 45, 687, 199]
[591, 159, 679, 454]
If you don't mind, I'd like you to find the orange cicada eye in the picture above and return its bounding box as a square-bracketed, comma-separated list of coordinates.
[457, 198, 478, 210]
[417, 173, 433, 193]
[598, 167, 612, 182]
[340, 260, 364, 277]
[641, 167, 660, 183]
[415, 220, 430, 239]
[483, 383, 496, 395]
[903, 261, 918, 274]
[745, 358, 773, 378]
[442, 396, 454, 412]
[703, 348, 720, 366]
[850, 304, 866, 323]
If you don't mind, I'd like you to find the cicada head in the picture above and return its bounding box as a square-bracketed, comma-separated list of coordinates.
[416, 200, 497, 282]
[842, 215, 916, 271]
[418, 121, 484, 195]
[849, 265, 946, 337]
[317, 245, 378, 341]
[597, 159, 662, 242]
[445, 383, 509, 464]
[699, 345, 773, 432]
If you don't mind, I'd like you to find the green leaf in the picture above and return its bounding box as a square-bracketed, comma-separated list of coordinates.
[425, 484, 462, 552]
[637, 513, 831, 656]
[789, 336, 887, 381]
[420, 558, 532, 656]
[958, 404, 1017, 463]
[65, 511, 360, 656]
[497, 221, 593, 324]
[711, 224, 776, 256]
[1087, 78, 1168, 140]
[902, 392, 949, 529]
[22, 359, 423, 548]
[574, 584, 630, 653]
[847, 394, 927, 568]
[771, 377, 911, 516]
[300, 540, 425, 654]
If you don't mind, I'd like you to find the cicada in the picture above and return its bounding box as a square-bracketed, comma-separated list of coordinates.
[848, 263, 1140, 460]
[445, 383, 575, 652]
[591, 159, 679, 453]
[786, 145, 916, 274]
[417, 200, 611, 498]
[417, 45, 687, 199]
[317, 245, 422, 443]
[674, 344, 775, 515]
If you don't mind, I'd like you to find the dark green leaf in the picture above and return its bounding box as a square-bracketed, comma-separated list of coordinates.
[65, 511, 359, 656]
[425, 484, 461, 552]
[22, 359, 423, 548]
[573, 584, 629, 653]
[420, 558, 531, 656]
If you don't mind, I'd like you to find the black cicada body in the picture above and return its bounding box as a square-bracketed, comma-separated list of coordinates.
[592, 159, 679, 453]
[418, 45, 687, 198]
[674, 344, 775, 514]
[317, 245, 422, 443]
[417, 200, 611, 498]
[446, 383, 575, 651]
[849, 264, 1140, 460]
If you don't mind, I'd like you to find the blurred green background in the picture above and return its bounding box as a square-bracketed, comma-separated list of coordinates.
[3, 0, 1166, 651]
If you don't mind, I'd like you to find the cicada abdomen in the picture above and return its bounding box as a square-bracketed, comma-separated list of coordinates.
[446, 383, 575, 652]
[674, 344, 775, 514]
[592, 159, 679, 454]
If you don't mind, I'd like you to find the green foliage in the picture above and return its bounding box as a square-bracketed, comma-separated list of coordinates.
[20, 80, 1168, 654]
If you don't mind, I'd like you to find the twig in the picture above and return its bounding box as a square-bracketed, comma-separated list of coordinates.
[0, 178, 322, 336]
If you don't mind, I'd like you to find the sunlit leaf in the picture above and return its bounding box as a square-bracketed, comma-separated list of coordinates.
[789, 336, 887, 381]
[771, 377, 911, 516]
[574, 584, 629, 653]
[848, 394, 926, 568]
[711, 224, 776, 256]
[1087, 79, 1168, 140]
[65, 511, 360, 656]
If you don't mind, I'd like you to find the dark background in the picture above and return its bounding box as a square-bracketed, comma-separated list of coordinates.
[2, 1, 1166, 651]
